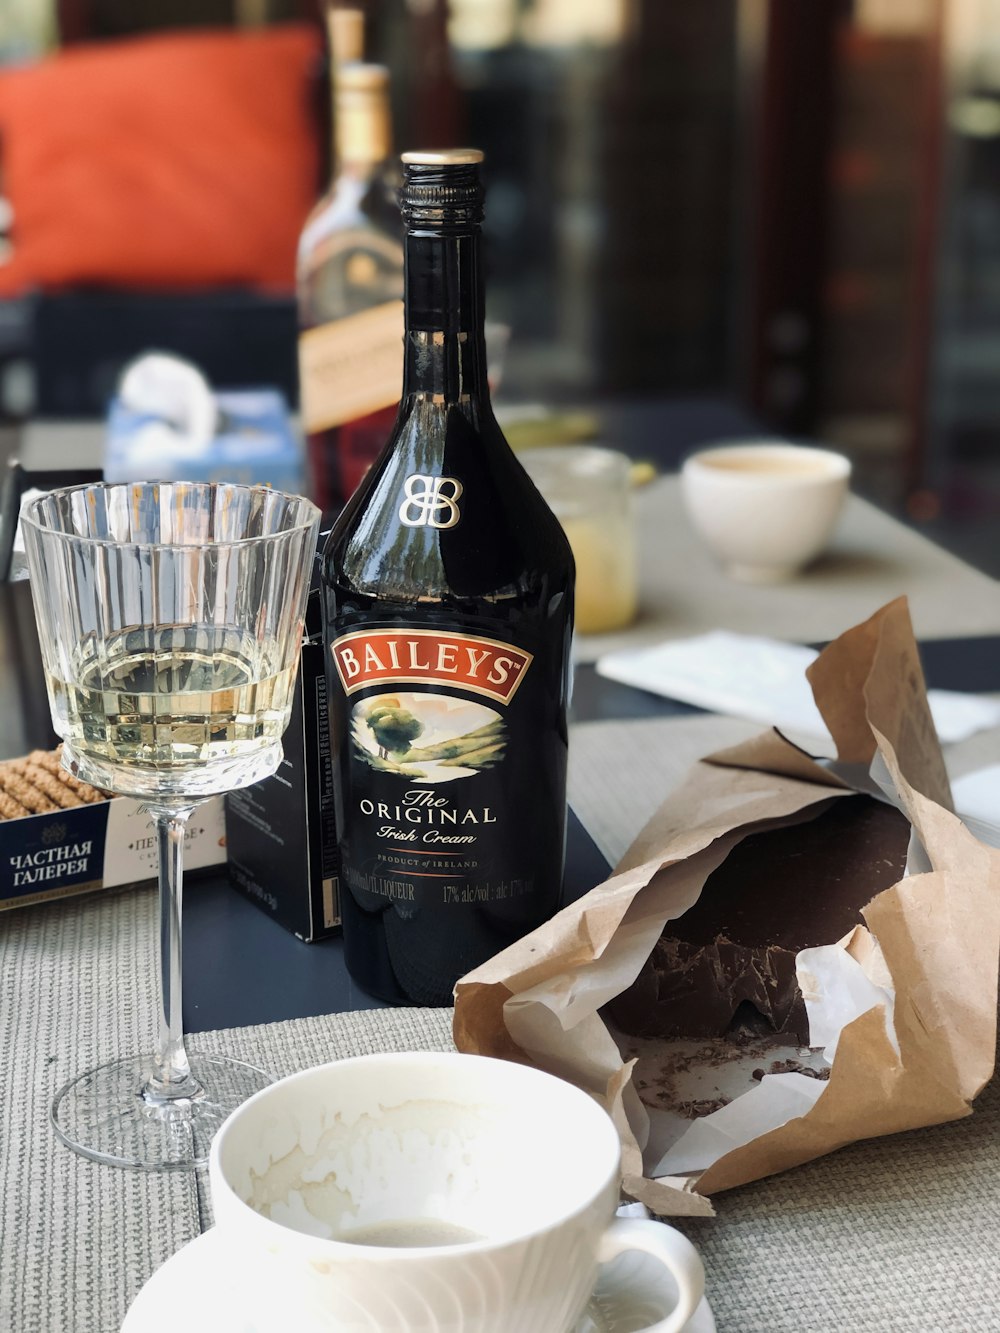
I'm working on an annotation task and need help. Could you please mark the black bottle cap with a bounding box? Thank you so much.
[400,149,485,232]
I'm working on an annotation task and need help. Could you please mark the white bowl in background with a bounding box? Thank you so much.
[680,441,851,583]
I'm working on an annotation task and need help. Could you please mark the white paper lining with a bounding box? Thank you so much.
[597,631,1000,745]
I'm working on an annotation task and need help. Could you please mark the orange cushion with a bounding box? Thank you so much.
[0,25,321,295]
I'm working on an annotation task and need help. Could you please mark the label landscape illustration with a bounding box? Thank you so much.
[351,691,506,784]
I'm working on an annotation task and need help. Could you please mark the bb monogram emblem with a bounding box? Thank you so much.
[398,474,464,529]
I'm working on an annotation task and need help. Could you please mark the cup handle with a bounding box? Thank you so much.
[595,1217,705,1333]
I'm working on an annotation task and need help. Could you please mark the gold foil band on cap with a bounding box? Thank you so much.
[401,149,485,166]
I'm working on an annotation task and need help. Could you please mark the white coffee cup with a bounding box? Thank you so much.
[680,441,851,582]
[209,1051,704,1332]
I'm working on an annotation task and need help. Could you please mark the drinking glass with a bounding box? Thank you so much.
[21,481,320,1170]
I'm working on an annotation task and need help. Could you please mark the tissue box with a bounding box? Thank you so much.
[0,792,226,910]
[105,388,306,494]
[224,521,341,941]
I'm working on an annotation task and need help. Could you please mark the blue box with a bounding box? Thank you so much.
[0,794,226,910]
[105,389,307,494]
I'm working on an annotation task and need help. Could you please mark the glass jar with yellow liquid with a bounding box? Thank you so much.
[520,446,639,634]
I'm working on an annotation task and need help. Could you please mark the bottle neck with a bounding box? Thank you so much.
[401,230,489,403]
[334,89,392,176]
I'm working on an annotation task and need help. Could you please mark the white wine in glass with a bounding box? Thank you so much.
[22,481,320,1170]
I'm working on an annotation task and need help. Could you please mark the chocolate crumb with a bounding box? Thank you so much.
[768,1059,830,1080]
[674,1097,730,1119]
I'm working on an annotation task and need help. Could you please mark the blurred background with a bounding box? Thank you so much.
[1,0,999,571]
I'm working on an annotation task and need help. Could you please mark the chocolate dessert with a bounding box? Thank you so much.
[609,796,911,1044]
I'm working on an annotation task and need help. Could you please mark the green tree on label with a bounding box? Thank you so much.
[363,697,424,759]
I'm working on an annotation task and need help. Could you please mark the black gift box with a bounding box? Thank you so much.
[225,523,341,941]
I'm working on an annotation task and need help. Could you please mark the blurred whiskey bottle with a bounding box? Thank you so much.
[296,10,403,511]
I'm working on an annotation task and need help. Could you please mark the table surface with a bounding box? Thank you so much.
[575,477,1000,663]
[3,565,997,1034]
[4,421,1000,1333]
[0,570,614,1030]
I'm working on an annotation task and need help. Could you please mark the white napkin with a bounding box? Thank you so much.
[117,352,218,451]
[951,765,1000,848]
[596,630,1000,745]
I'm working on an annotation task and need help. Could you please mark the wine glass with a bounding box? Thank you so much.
[21,481,320,1171]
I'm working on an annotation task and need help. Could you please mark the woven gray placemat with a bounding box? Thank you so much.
[675,1074,1000,1333]
[0,884,454,1333]
[569,714,1000,870]
[6,862,1000,1331]
[1,888,201,1333]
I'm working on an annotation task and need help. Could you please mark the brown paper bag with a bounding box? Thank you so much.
[453,599,1000,1217]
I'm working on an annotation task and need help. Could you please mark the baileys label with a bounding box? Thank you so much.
[331,626,539,910]
[331,628,532,705]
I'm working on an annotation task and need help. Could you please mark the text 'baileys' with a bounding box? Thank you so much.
[332,629,532,702]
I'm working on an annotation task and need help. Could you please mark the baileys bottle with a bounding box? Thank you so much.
[321,149,574,1005]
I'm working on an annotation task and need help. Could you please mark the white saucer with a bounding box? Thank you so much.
[122,1226,716,1333]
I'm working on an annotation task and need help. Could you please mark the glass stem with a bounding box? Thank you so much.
[146,803,199,1100]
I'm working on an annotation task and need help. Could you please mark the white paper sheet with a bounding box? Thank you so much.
[951,765,1000,849]
[631,917,901,1179]
[651,1073,828,1178]
[797,940,897,1062]
[597,631,1000,744]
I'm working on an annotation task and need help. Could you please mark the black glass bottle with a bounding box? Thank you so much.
[321,149,574,1005]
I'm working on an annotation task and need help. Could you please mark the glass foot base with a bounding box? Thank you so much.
[51,1053,273,1171]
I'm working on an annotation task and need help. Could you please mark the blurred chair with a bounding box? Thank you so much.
[0,25,322,417]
